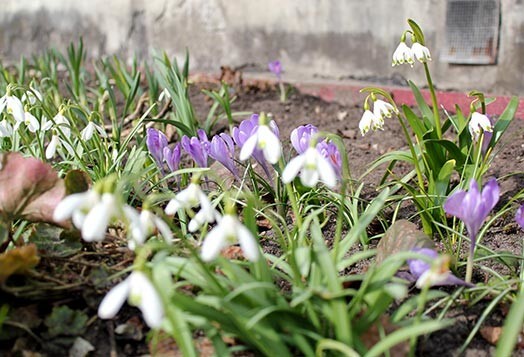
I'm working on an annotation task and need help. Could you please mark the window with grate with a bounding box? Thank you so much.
[442,0,500,64]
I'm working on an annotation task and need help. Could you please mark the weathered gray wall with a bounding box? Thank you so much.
[1,0,523,95]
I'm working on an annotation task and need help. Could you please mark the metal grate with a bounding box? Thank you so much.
[442,0,500,64]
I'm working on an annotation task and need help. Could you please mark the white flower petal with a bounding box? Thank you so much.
[301,167,319,187]
[201,224,227,262]
[45,135,59,159]
[81,122,95,141]
[130,272,164,328]
[81,194,115,242]
[316,154,337,188]
[53,192,89,222]
[239,134,258,161]
[236,224,259,262]
[98,278,131,319]
[282,154,307,184]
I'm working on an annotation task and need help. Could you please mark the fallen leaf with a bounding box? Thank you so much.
[361,316,409,356]
[480,326,503,345]
[376,220,434,265]
[0,152,67,227]
[0,244,40,283]
[45,306,88,338]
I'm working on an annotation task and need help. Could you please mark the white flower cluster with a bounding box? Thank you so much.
[359,99,398,136]
[392,41,431,67]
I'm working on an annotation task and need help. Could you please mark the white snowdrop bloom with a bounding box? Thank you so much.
[468,112,493,142]
[98,271,164,328]
[53,189,102,228]
[411,42,432,63]
[0,119,13,137]
[201,214,259,262]
[45,135,60,159]
[124,207,173,250]
[158,88,171,102]
[0,93,25,124]
[282,147,337,189]
[373,99,397,119]
[392,41,414,67]
[21,88,43,104]
[52,113,71,138]
[81,193,120,242]
[81,121,107,141]
[24,111,40,133]
[165,183,217,232]
[359,110,383,136]
[239,124,282,164]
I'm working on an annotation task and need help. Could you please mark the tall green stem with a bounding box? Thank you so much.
[423,62,441,139]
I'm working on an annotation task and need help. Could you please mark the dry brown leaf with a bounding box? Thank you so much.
[361,316,409,356]
[480,326,503,345]
[0,244,40,283]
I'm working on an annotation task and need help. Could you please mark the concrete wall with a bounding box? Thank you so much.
[0,0,523,95]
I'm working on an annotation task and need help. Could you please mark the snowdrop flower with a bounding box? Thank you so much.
[98,271,164,328]
[21,87,43,105]
[359,110,383,136]
[165,182,217,232]
[408,248,471,289]
[0,90,24,124]
[81,121,107,141]
[23,111,40,133]
[317,141,342,177]
[45,133,75,159]
[0,119,13,137]
[373,99,397,119]
[201,214,259,262]
[158,88,171,102]
[124,207,173,250]
[146,127,168,166]
[239,113,281,164]
[411,42,432,63]
[54,190,101,229]
[282,147,337,188]
[468,112,493,142]
[392,41,414,67]
[51,112,72,138]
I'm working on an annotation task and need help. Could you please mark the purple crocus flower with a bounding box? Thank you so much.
[232,114,280,179]
[181,129,210,168]
[515,204,524,229]
[290,124,319,154]
[163,143,181,172]
[146,128,168,166]
[268,60,282,79]
[317,141,342,177]
[208,133,239,178]
[444,178,499,252]
[408,248,472,288]
[444,178,499,282]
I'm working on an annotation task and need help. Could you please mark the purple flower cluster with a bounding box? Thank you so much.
[268,60,282,79]
[290,124,342,177]
[145,114,281,180]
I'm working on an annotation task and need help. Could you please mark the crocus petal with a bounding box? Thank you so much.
[98,278,131,319]
[482,178,500,212]
[516,205,524,229]
[443,190,466,219]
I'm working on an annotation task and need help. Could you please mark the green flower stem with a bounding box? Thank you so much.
[423,62,441,139]
[465,243,475,284]
[285,182,303,228]
[279,82,286,103]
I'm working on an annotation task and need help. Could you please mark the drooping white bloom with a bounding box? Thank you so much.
[201,214,259,262]
[53,189,102,229]
[239,124,282,164]
[373,99,397,119]
[21,88,43,104]
[125,207,173,250]
[98,271,164,328]
[392,41,414,67]
[0,93,24,125]
[45,135,60,159]
[52,113,72,138]
[468,112,493,142]
[411,42,432,63]
[23,111,40,133]
[81,121,108,141]
[165,183,217,232]
[282,147,337,188]
[359,110,383,136]
[0,119,13,137]
[158,88,171,102]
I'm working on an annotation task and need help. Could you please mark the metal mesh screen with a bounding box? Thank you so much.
[442,0,500,64]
